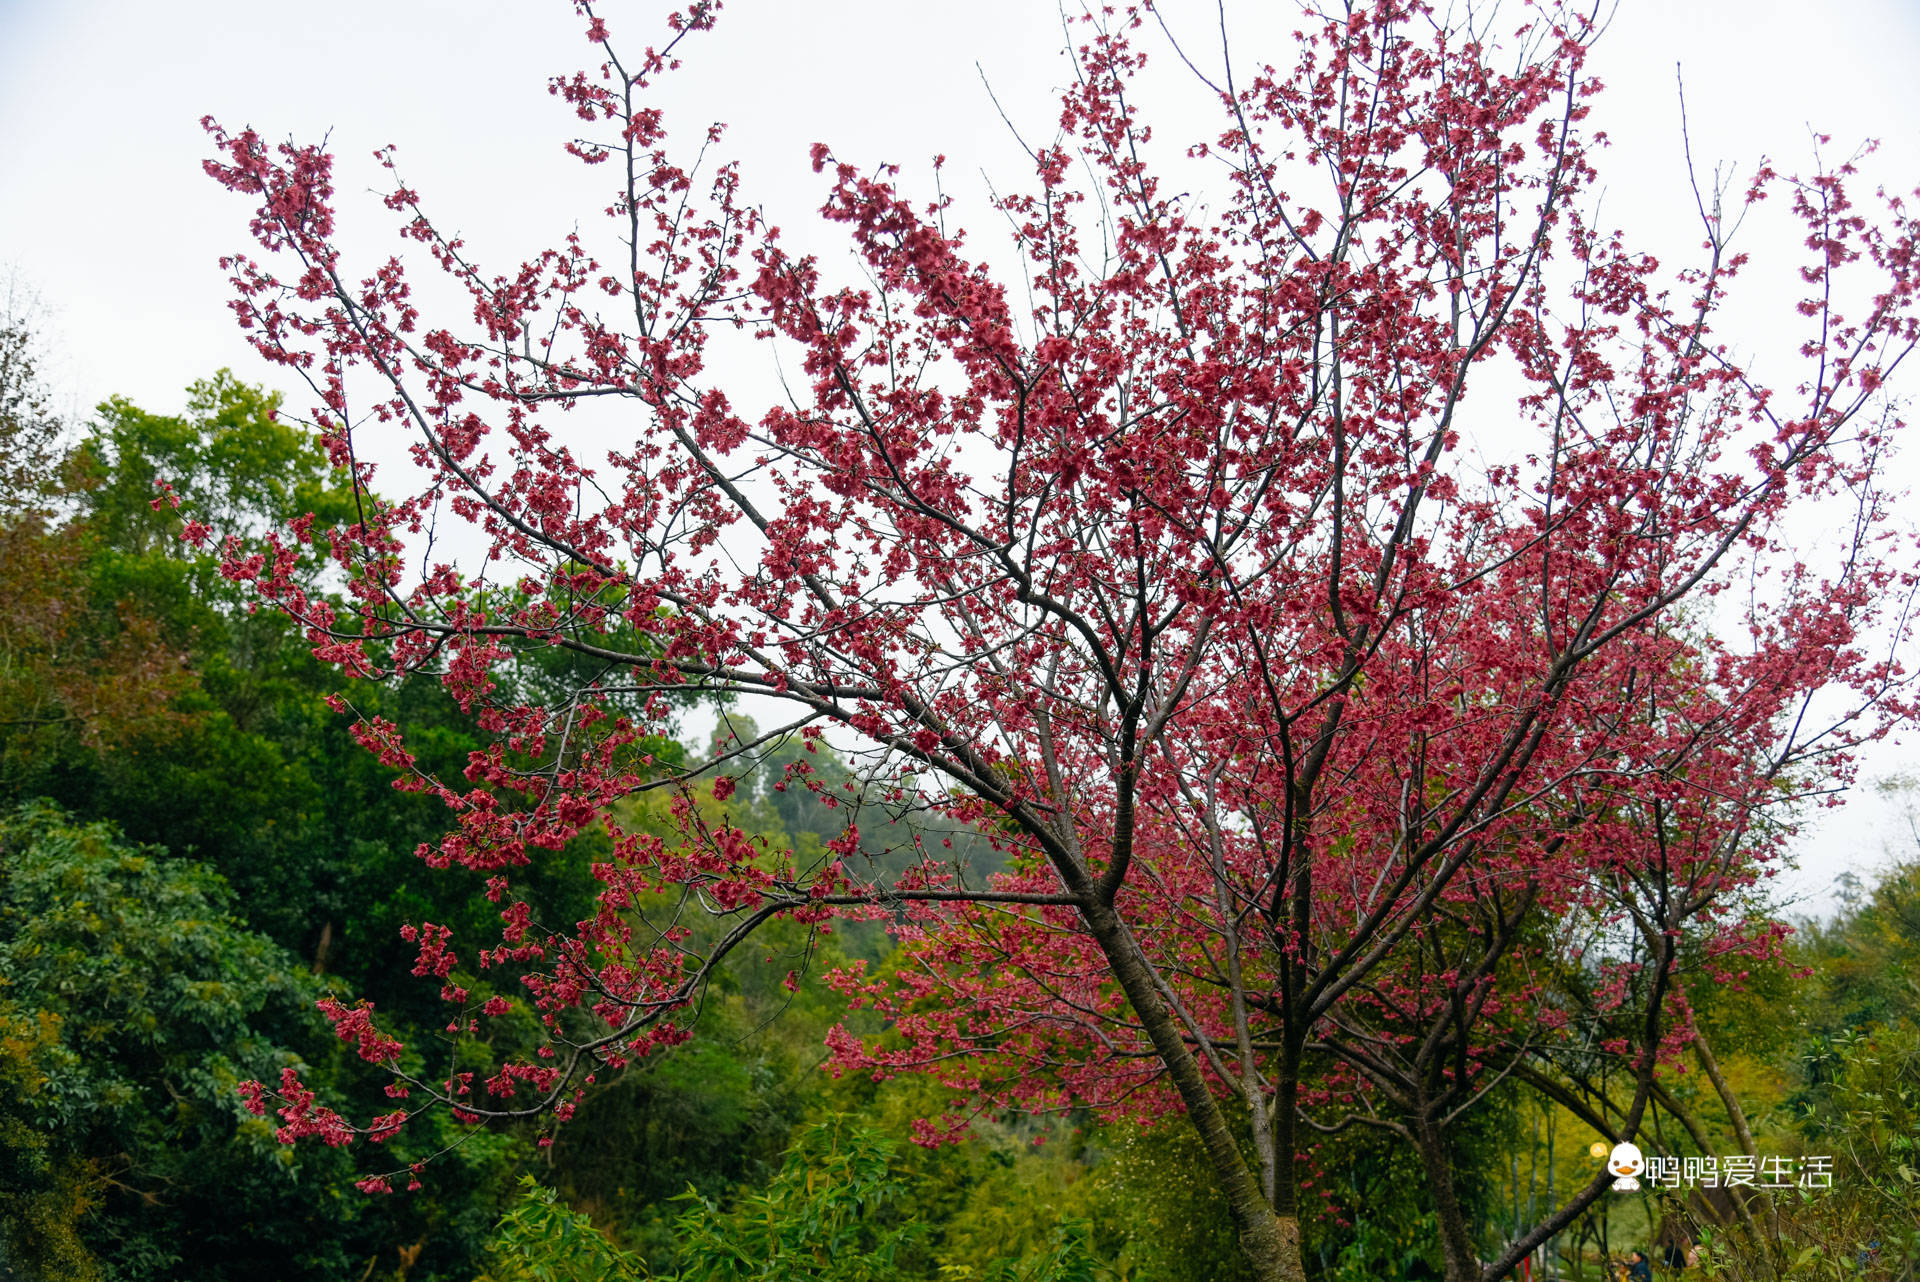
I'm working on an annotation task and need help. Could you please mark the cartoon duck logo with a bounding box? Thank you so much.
[1607,1141,1645,1192]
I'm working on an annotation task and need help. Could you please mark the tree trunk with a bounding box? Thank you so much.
[1412,1112,1481,1282]
[1082,901,1306,1282]
[1544,1107,1557,1281]
[1691,1031,1755,1157]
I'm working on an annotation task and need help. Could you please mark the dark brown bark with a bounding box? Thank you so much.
[1413,1113,1483,1282]
[1273,1036,1303,1222]
[1082,900,1305,1282]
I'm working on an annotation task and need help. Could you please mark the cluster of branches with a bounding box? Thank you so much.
[201,2,1920,1279]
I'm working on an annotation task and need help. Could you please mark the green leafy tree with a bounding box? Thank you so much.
[0,309,187,797]
[0,282,65,518]
[4,374,612,1019]
[1708,850,1920,1280]
[0,802,352,1279]
[668,1119,927,1280]
[0,802,534,1282]
[480,1178,648,1282]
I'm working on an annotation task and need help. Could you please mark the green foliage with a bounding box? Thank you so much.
[1,375,615,1022]
[1654,849,1920,1281]
[1801,1027,1920,1190]
[0,801,535,1282]
[948,1223,1106,1282]
[1688,1031,1920,1279]
[78,371,357,570]
[1799,856,1920,1041]
[669,1117,931,1281]
[547,1033,813,1268]
[0,293,68,518]
[1323,1211,1444,1282]
[481,1177,649,1282]
[1076,1123,1254,1282]
[0,802,338,1279]
[15,377,460,975]
[1312,1134,1449,1282]
[1712,1017,1920,1279]
[545,779,866,1265]
[485,1121,1110,1282]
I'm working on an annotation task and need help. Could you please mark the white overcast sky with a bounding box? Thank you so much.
[3,0,1918,917]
